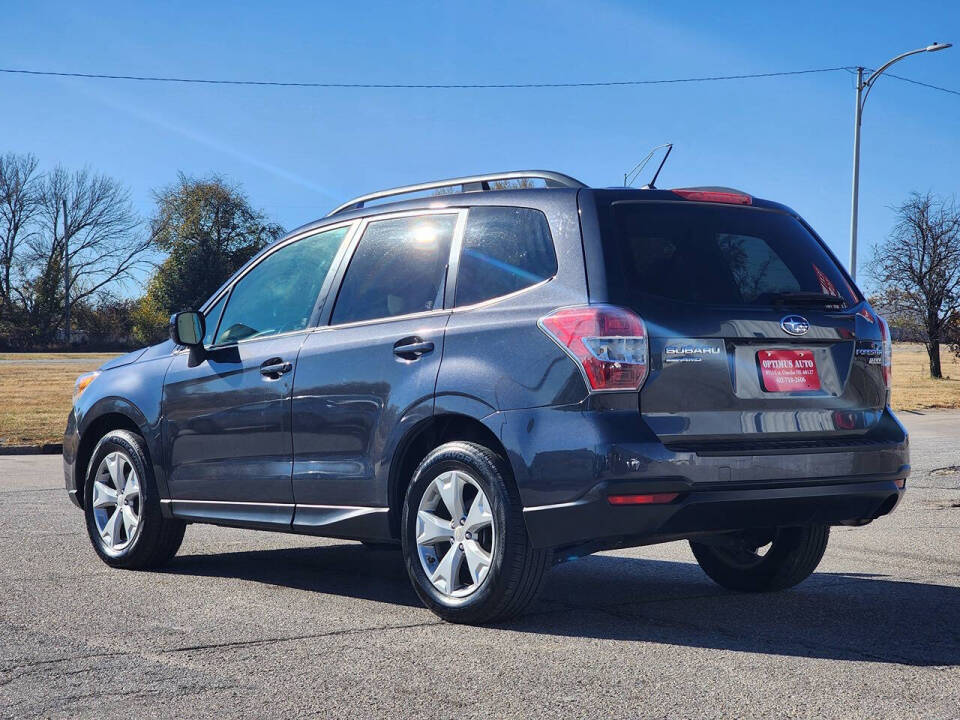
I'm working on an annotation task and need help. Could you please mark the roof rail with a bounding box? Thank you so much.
[326,170,588,217]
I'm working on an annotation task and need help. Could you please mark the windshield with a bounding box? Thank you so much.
[597,201,858,308]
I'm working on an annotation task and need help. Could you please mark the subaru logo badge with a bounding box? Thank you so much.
[780,315,810,336]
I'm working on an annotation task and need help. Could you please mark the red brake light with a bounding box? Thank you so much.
[539,305,649,392]
[671,188,752,205]
[608,492,679,505]
[877,315,892,387]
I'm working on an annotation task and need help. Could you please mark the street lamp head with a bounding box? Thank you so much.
[850,40,952,280]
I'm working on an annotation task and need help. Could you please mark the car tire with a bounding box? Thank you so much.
[83,429,186,569]
[401,441,549,624]
[689,525,830,592]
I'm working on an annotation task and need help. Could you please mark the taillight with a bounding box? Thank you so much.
[539,304,649,392]
[671,188,752,205]
[877,315,892,387]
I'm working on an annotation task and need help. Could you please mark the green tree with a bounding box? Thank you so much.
[74,295,139,347]
[134,174,284,344]
[130,274,171,345]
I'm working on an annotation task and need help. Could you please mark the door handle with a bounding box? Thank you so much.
[260,358,293,378]
[393,338,435,360]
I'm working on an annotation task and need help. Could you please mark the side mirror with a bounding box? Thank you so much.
[169,311,205,347]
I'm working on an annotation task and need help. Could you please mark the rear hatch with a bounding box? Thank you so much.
[589,190,887,450]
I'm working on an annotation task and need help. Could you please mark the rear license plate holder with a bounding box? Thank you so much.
[757,349,821,392]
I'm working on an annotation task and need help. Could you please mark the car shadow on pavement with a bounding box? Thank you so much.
[163,543,959,667]
[166,542,421,607]
[508,554,960,667]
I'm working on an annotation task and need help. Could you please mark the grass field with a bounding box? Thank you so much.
[0,353,119,447]
[888,343,960,412]
[1,344,958,447]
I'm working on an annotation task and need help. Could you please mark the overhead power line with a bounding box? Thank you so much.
[2,64,956,97]
[844,66,960,98]
[883,71,960,97]
[0,65,851,88]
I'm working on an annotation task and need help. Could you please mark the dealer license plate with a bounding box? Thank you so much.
[757,349,821,392]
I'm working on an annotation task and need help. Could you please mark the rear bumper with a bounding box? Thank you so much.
[523,475,905,551]
[492,403,909,551]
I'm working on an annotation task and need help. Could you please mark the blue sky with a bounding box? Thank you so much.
[2,1,957,294]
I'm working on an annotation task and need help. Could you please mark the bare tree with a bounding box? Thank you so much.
[20,166,149,338]
[868,288,927,342]
[869,192,960,378]
[0,153,41,316]
[433,177,537,195]
[490,178,536,190]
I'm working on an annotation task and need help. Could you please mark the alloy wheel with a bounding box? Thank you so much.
[415,470,496,598]
[91,451,142,554]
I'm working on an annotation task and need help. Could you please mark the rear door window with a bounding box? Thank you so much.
[598,201,856,308]
[330,213,457,325]
[455,207,557,306]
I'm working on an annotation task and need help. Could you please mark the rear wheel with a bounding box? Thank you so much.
[84,429,186,569]
[690,525,829,592]
[401,441,549,624]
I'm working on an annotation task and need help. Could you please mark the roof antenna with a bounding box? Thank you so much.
[623,143,673,189]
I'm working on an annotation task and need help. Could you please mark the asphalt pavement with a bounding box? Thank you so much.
[1,411,958,719]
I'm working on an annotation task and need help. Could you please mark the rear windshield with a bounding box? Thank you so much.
[597,201,857,308]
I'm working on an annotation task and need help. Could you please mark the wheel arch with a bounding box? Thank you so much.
[75,400,154,506]
[387,412,510,538]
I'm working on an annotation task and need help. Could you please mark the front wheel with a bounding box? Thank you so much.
[83,429,186,569]
[401,441,549,624]
[690,525,830,592]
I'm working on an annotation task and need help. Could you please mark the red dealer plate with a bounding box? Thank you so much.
[757,349,821,392]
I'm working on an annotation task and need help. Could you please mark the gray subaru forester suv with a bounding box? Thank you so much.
[64,171,909,623]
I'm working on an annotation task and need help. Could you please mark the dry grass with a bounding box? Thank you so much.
[890,343,960,412]
[0,343,957,447]
[0,353,118,447]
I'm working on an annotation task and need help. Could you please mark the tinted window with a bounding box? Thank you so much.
[599,201,856,307]
[455,207,557,306]
[215,226,349,344]
[202,293,226,346]
[331,214,457,324]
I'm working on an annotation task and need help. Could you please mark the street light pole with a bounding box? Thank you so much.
[849,66,864,282]
[848,42,952,281]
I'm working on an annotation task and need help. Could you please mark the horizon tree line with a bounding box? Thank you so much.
[2,149,958,380]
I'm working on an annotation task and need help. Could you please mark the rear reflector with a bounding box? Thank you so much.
[608,492,679,506]
[895,479,906,489]
[539,304,649,392]
[671,188,752,205]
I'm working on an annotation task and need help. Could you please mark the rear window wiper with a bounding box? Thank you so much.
[761,291,847,308]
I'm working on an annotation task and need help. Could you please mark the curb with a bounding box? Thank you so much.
[0,444,63,456]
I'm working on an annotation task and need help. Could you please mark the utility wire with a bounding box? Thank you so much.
[845,66,960,98]
[0,65,851,88]
[883,71,960,97]
[3,64,956,97]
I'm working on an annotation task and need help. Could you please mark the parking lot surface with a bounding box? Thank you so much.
[1,411,958,719]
